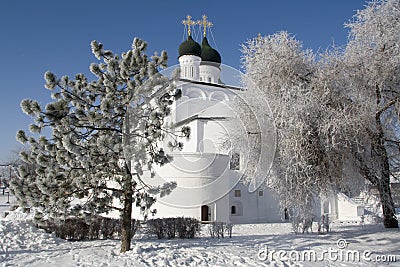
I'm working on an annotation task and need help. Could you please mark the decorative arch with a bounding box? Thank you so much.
[209,91,229,101]
[185,87,206,100]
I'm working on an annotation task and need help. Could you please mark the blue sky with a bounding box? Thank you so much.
[0,0,366,163]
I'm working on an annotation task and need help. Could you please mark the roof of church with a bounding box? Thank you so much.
[179,78,242,91]
[178,35,201,57]
[200,37,221,66]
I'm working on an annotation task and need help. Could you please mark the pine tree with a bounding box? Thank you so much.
[13,38,189,251]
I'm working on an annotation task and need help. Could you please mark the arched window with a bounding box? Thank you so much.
[231,206,236,215]
[208,76,212,83]
[190,66,194,77]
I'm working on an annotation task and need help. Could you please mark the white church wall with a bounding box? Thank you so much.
[150,153,230,186]
[145,193,230,222]
[171,120,199,153]
[179,55,201,80]
[199,64,220,83]
[336,193,364,221]
[145,204,201,220]
[229,183,282,224]
[311,197,323,220]
[176,98,207,120]
[135,149,235,221]
[260,187,283,222]
[136,180,232,222]
[171,96,189,122]
[201,120,229,154]
[320,193,338,220]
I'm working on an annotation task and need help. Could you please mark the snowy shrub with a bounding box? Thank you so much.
[100,217,121,239]
[317,214,330,234]
[88,217,101,239]
[209,222,224,238]
[164,218,176,239]
[131,219,141,237]
[176,217,200,238]
[291,215,315,235]
[54,217,89,240]
[39,216,138,241]
[146,217,200,239]
[225,223,234,238]
[146,218,164,239]
[208,222,234,238]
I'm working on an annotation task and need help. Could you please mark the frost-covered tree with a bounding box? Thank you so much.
[240,0,400,229]
[6,146,36,200]
[339,0,400,228]
[241,32,332,222]
[13,38,189,252]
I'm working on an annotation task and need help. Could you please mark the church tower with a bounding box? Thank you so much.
[178,15,222,84]
[199,36,221,83]
[178,15,202,80]
[198,15,222,84]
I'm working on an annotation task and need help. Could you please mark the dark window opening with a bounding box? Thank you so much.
[234,189,241,197]
[201,205,210,221]
[231,206,236,214]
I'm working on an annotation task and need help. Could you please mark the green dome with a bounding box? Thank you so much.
[200,37,221,66]
[178,35,201,57]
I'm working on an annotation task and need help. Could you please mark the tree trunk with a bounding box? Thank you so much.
[376,177,398,228]
[120,164,133,252]
[374,111,398,228]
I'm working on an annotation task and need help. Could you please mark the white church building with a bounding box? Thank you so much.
[139,15,366,224]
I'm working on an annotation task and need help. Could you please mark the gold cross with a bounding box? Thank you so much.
[198,14,213,37]
[182,15,196,36]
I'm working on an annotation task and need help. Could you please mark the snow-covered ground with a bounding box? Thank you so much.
[1,207,399,267]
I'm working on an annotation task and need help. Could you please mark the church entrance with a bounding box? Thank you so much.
[201,205,210,221]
